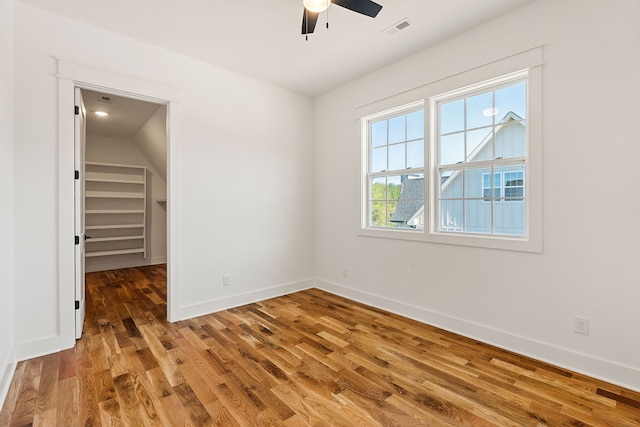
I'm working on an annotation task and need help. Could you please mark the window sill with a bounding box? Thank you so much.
[359,227,542,253]
[358,227,425,242]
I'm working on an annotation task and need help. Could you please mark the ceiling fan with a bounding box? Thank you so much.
[302,0,383,36]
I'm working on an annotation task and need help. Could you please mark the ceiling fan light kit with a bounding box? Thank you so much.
[303,0,331,13]
[301,0,383,37]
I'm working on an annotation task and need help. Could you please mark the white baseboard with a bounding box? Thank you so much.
[315,278,640,393]
[177,278,315,321]
[0,345,16,410]
[14,335,69,362]
[85,256,167,273]
[150,256,167,265]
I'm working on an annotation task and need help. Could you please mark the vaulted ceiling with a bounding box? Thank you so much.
[20,0,538,97]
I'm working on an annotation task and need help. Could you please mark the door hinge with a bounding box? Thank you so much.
[75,300,80,310]
[75,105,79,115]
[75,235,80,245]
[75,170,80,180]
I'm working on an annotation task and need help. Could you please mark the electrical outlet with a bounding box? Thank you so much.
[342,267,349,278]
[573,315,589,335]
[223,274,231,287]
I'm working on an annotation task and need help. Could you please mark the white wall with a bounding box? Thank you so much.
[314,0,640,391]
[133,105,167,182]
[85,135,167,271]
[13,3,314,357]
[0,0,16,407]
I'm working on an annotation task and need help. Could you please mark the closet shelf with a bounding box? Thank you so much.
[86,209,144,214]
[86,177,143,184]
[85,191,144,199]
[86,224,144,230]
[86,235,145,243]
[85,248,146,258]
[85,162,147,261]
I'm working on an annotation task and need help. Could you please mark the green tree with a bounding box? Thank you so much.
[370,182,402,227]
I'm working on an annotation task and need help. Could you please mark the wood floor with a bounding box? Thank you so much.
[2,265,640,426]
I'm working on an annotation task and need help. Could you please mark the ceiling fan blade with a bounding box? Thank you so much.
[302,9,320,34]
[332,0,383,17]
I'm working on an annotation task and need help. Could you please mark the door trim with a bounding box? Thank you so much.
[57,58,181,349]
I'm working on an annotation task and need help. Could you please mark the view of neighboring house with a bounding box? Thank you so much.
[390,176,425,228]
[391,112,526,235]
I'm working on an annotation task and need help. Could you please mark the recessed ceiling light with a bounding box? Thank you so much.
[95,111,108,117]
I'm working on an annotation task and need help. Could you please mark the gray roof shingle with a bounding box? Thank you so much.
[390,178,424,223]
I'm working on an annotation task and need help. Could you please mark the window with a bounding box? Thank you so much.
[504,171,524,200]
[482,171,525,202]
[434,73,528,236]
[482,172,501,201]
[359,47,542,252]
[365,103,425,229]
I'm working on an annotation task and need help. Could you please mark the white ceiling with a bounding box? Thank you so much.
[20,0,538,98]
[81,89,162,140]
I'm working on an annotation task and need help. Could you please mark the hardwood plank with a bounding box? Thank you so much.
[2,264,640,426]
[8,359,42,426]
[56,376,79,427]
[35,352,60,413]
[32,408,57,427]
[78,370,102,427]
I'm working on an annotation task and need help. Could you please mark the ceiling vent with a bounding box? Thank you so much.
[99,95,112,104]
[382,19,411,36]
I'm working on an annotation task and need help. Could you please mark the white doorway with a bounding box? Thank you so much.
[58,59,181,349]
[75,89,169,338]
[81,89,167,273]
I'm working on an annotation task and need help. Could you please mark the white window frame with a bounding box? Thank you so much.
[358,47,542,252]
[362,101,425,231]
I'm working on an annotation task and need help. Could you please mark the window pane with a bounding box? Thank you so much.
[466,91,493,130]
[440,199,463,232]
[494,199,525,235]
[371,120,387,147]
[388,143,405,171]
[495,82,526,120]
[387,175,402,201]
[466,128,493,161]
[388,115,405,144]
[371,201,386,227]
[494,122,526,159]
[465,199,492,234]
[440,170,461,198]
[464,167,490,199]
[440,133,464,165]
[387,201,399,227]
[371,146,387,172]
[388,174,424,228]
[370,177,386,200]
[494,165,525,234]
[440,100,464,134]
[407,140,424,168]
[407,110,424,140]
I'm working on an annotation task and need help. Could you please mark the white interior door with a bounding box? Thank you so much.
[74,87,86,339]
